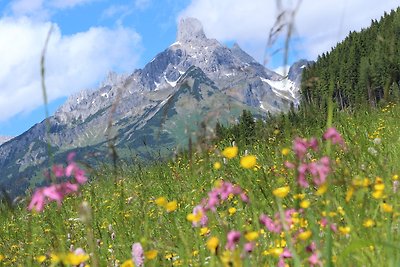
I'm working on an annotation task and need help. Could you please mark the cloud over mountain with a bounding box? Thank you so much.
[0,2,142,122]
[179,0,399,64]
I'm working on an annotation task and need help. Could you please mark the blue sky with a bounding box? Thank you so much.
[0,0,398,137]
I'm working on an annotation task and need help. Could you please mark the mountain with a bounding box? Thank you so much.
[0,136,13,146]
[0,17,307,197]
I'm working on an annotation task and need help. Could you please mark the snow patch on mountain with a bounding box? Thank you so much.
[260,77,298,104]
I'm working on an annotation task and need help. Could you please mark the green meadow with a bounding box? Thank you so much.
[1,101,400,266]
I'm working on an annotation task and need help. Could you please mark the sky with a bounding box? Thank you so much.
[0,0,398,137]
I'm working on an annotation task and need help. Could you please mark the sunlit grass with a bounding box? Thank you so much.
[1,103,400,266]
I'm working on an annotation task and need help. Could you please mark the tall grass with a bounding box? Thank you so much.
[1,102,400,266]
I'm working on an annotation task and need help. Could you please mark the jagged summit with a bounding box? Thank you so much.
[0,15,308,197]
[177,17,207,42]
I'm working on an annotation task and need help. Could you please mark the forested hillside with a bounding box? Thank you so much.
[301,7,400,109]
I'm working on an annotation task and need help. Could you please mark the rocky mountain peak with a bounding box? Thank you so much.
[177,17,207,43]
[0,136,13,146]
[288,59,314,84]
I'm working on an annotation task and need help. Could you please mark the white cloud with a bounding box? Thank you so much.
[179,0,399,64]
[49,0,97,9]
[135,0,151,10]
[102,4,130,19]
[9,0,48,18]
[7,0,98,18]
[274,65,290,76]
[0,16,142,122]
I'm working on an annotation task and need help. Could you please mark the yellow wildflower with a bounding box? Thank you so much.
[166,201,178,212]
[145,250,158,260]
[315,183,328,196]
[222,146,238,159]
[363,219,375,228]
[374,183,385,191]
[244,231,259,241]
[64,253,90,265]
[213,161,222,170]
[293,193,305,200]
[337,206,345,216]
[339,226,351,235]
[345,187,354,202]
[298,230,312,241]
[121,259,134,267]
[155,197,167,207]
[36,255,46,263]
[273,186,290,198]
[220,250,242,267]
[372,190,384,199]
[268,247,283,257]
[187,211,203,223]
[281,148,290,156]
[0,255,4,261]
[300,199,310,209]
[206,237,219,253]
[381,203,393,213]
[228,207,237,215]
[200,227,210,236]
[362,178,371,187]
[240,155,257,169]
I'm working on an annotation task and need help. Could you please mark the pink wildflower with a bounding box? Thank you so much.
[240,192,249,203]
[260,209,298,234]
[65,162,88,184]
[297,163,309,188]
[202,181,248,211]
[192,205,208,227]
[74,168,88,185]
[28,182,80,212]
[309,253,322,266]
[323,127,345,147]
[52,164,64,178]
[226,230,241,250]
[132,242,144,267]
[293,138,309,159]
[259,214,282,233]
[320,217,328,227]
[285,161,295,169]
[330,223,337,233]
[42,185,64,205]
[28,188,47,212]
[59,182,79,195]
[244,242,254,253]
[67,152,76,162]
[278,248,292,267]
[308,156,330,186]
[293,137,319,160]
[306,242,317,253]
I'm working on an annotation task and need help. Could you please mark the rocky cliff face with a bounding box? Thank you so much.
[0,17,309,197]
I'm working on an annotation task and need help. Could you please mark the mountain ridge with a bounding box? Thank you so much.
[0,17,309,197]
